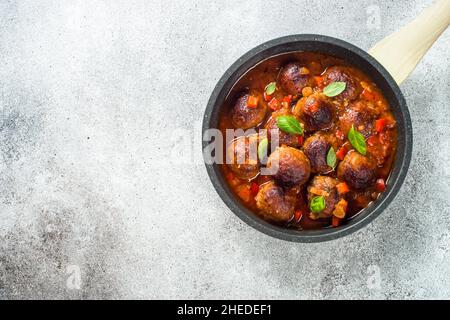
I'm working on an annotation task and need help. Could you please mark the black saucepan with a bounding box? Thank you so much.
[202,34,413,242]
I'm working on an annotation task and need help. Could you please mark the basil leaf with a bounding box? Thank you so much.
[310,196,326,213]
[265,82,276,95]
[323,81,346,97]
[326,147,336,168]
[276,116,303,135]
[258,137,268,163]
[348,125,367,155]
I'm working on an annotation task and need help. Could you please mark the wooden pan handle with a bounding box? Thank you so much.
[369,0,450,84]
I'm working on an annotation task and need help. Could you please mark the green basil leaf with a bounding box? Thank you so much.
[276,116,303,135]
[265,82,276,95]
[326,147,336,168]
[258,137,268,163]
[310,196,326,213]
[323,81,346,97]
[348,125,367,155]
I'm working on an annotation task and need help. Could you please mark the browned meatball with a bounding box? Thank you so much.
[227,134,260,180]
[303,132,337,174]
[339,100,379,138]
[307,176,340,218]
[255,181,296,222]
[266,146,311,187]
[337,151,376,190]
[322,66,361,101]
[265,109,301,148]
[293,93,334,131]
[231,93,267,129]
[279,63,313,95]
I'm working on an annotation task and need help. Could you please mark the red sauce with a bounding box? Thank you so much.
[219,52,397,230]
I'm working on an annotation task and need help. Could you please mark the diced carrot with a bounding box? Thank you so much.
[375,118,387,133]
[237,185,251,202]
[375,178,386,192]
[268,97,279,111]
[336,145,347,160]
[283,95,292,104]
[263,92,272,102]
[332,216,341,227]
[340,198,348,207]
[314,76,324,88]
[294,210,303,222]
[250,182,259,196]
[335,130,344,140]
[281,101,289,109]
[247,95,258,108]
[367,135,379,147]
[297,135,304,146]
[336,182,350,195]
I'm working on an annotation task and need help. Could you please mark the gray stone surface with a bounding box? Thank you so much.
[0,0,448,299]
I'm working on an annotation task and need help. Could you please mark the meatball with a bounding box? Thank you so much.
[231,92,267,129]
[307,176,340,218]
[337,151,376,190]
[322,66,361,101]
[266,146,311,187]
[265,109,301,148]
[303,132,337,174]
[279,62,313,95]
[293,93,334,131]
[227,134,260,180]
[339,100,379,138]
[255,181,296,222]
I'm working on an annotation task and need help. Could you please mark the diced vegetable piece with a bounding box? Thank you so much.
[375,178,386,192]
[331,216,341,227]
[268,97,279,111]
[250,182,259,196]
[332,199,348,219]
[294,210,303,222]
[237,185,251,202]
[336,182,350,194]
[375,118,387,133]
[302,86,313,97]
[299,67,310,75]
[297,135,304,146]
[336,145,347,161]
[247,95,258,108]
[283,95,292,104]
[314,76,324,88]
[310,195,326,213]
[263,92,272,102]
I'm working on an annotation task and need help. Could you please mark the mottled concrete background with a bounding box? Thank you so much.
[0,0,448,300]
